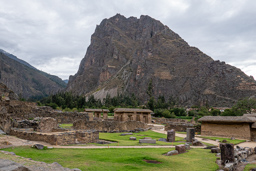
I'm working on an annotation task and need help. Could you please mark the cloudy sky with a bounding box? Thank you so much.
[0,0,256,80]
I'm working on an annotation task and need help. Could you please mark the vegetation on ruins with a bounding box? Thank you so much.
[3,147,218,170]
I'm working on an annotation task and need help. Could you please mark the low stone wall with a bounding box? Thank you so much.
[9,128,99,145]
[165,123,201,132]
[73,120,151,132]
[152,117,191,124]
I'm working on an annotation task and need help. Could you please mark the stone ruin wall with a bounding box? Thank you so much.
[73,120,151,132]
[165,123,201,132]
[0,100,90,135]
[1,100,90,123]
[250,128,256,141]
[201,122,251,140]
[9,128,99,145]
[152,117,195,124]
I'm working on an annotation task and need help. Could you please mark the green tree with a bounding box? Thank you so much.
[232,98,256,115]
[147,97,155,111]
[146,79,153,98]
[221,109,236,116]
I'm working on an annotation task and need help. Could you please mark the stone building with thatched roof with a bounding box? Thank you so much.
[114,108,152,123]
[198,115,256,141]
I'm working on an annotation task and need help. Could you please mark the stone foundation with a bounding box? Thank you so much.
[9,128,99,145]
[73,120,151,132]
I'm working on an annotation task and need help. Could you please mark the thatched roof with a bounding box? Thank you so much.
[114,108,152,113]
[243,113,256,117]
[85,109,109,112]
[198,116,256,123]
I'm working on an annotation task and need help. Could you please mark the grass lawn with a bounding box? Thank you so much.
[59,123,73,129]
[96,130,185,146]
[2,147,218,171]
[244,164,256,171]
[200,136,246,145]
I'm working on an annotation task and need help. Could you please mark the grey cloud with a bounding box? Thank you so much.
[0,0,255,79]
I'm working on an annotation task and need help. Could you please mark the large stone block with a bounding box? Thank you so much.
[139,139,156,144]
[186,128,195,142]
[166,150,178,156]
[175,144,186,154]
[167,129,175,142]
[220,143,235,165]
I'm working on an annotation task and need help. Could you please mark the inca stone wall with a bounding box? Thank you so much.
[165,123,200,132]
[201,122,251,140]
[37,117,58,133]
[9,128,99,145]
[73,120,151,132]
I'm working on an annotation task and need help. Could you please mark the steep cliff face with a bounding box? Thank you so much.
[0,52,66,99]
[66,14,256,107]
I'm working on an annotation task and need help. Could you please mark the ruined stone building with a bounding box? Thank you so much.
[114,108,152,123]
[199,115,256,141]
[84,109,109,120]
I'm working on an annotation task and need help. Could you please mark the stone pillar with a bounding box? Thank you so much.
[167,129,175,142]
[220,143,235,165]
[148,113,152,123]
[122,113,128,121]
[88,113,93,121]
[139,115,143,122]
[103,112,108,120]
[186,128,195,142]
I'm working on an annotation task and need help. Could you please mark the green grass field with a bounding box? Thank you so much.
[96,130,185,146]
[199,136,246,145]
[59,123,73,129]
[244,164,256,171]
[2,147,218,171]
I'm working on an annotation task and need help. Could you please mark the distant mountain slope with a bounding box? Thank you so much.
[0,51,66,99]
[0,49,66,88]
[66,14,256,107]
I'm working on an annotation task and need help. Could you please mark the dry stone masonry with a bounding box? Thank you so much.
[73,120,151,132]
[9,128,99,145]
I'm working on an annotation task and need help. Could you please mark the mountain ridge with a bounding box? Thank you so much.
[0,50,66,99]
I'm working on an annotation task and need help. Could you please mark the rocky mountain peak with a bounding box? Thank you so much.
[66,14,256,107]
